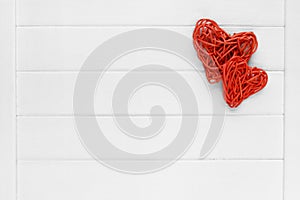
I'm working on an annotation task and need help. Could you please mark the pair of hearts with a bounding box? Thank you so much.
[193,19,268,108]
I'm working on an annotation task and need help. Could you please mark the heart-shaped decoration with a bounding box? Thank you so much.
[193,19,258,83]
[222,56,268,108]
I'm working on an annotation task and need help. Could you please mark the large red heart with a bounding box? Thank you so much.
[193,19,258,83]
[222,56,268,108]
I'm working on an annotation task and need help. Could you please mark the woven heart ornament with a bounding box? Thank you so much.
[222,57,268,108]
[193,19,258,83]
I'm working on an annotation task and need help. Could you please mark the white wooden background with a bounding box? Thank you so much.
[1,0,300,199]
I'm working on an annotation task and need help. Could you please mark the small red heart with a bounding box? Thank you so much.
[193,19,258,83]
[222,56,268,108]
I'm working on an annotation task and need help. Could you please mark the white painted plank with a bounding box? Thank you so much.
[17,27,284,71]
[18,161,283,200]
[0,0,16,199]
[207,115,283,159]
[17,71,283,115]
[285,0,300,200]
[17,116,283,160]
[17,0,284,26]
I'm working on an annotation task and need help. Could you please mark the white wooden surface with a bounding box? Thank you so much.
[17,71,283,115]
[15,0,285,199]
[17,27,284,70]
[0,0,16,200]
[1,0,297,199]
[17,116,283,160]
[19,161,283,200]
[285,0,300,199]
[17,0,284,26]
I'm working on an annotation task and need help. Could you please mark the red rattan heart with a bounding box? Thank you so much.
[222,57,268,108]
[193,19,258,83]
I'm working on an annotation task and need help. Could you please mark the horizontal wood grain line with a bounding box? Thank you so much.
[18,160,283,200]
[18,160,284,163]
[16,69,284,72]
[16,114,284,117]
[17,158,285,162]
[16,25,286,28]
